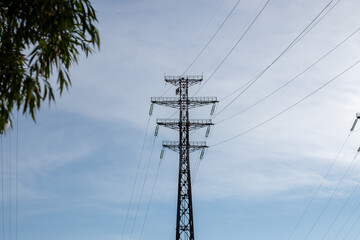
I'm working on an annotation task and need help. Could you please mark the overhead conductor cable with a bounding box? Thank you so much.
[212,58,360,147]
[303,149,359,240]
[215,25,360,124]
[183,0,243,75]
[129,133,157,240]
[121,113,152,240]
[194,0,271,96]
[320,148,360,240]
[212,0,340,116]
[286,113,360,240]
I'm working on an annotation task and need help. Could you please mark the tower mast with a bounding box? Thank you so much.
[152,75,217,240]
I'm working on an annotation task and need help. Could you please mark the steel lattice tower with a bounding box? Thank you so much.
[151,75,217,240]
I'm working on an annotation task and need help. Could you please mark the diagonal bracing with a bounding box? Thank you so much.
[152,75,217,240]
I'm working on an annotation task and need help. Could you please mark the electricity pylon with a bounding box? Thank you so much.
[151,75,217,240]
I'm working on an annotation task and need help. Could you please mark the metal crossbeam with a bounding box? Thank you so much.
[157,119,213,131]
[165,75,203,87]
[162,141,208,153]
[151,97,218,109]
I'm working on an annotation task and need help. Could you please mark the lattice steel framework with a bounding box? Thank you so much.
[152,75,217,240]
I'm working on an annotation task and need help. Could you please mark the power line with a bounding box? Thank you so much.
[183,0,243,75]
[342,212,360,240]
[144,157,177,240]
[211,58,360,147]
[215,25,360,124]
[320,160,360,240]
[192,119,213,180]
[169,227,176,240]
[171,0,226,74]
[353,225,360,240]
[192,150,208,182]
[121,117,151,240]
[285,0,341,55]
[219,77,252,102]
[129,135,157,240]
[212,0,339,118]
[194,0,271,96]
[138,158,162,240]
[303,152,359,240]
[219,0,340,104]
[160,85,173,98]
[285,131,351,240]
[341,205,360,240]
[161,0,227,98]
[333,194,360,239]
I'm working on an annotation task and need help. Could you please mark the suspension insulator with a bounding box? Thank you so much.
[154,125,159,136]
[351,118,358,131]
[210,104,216,115]
[200,148,205,160]
[205,126,211,138]
[149,103,154,116]
[160,148,165,159]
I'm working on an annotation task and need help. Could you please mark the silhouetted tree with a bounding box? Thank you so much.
[0,0,100,132]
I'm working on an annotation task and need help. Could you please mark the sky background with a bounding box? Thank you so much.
[2,0,360,240]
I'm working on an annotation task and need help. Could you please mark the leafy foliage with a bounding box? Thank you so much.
[0,0,100,133]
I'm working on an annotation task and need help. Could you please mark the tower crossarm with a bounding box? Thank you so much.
[162,141,208,153]
[188,97,218,108]
[151,97,180,108]
[151,97,218,109]
[157,119,213,131]
[165,75,203,87]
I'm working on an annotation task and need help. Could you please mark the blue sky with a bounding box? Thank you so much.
[2,0,360,240]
